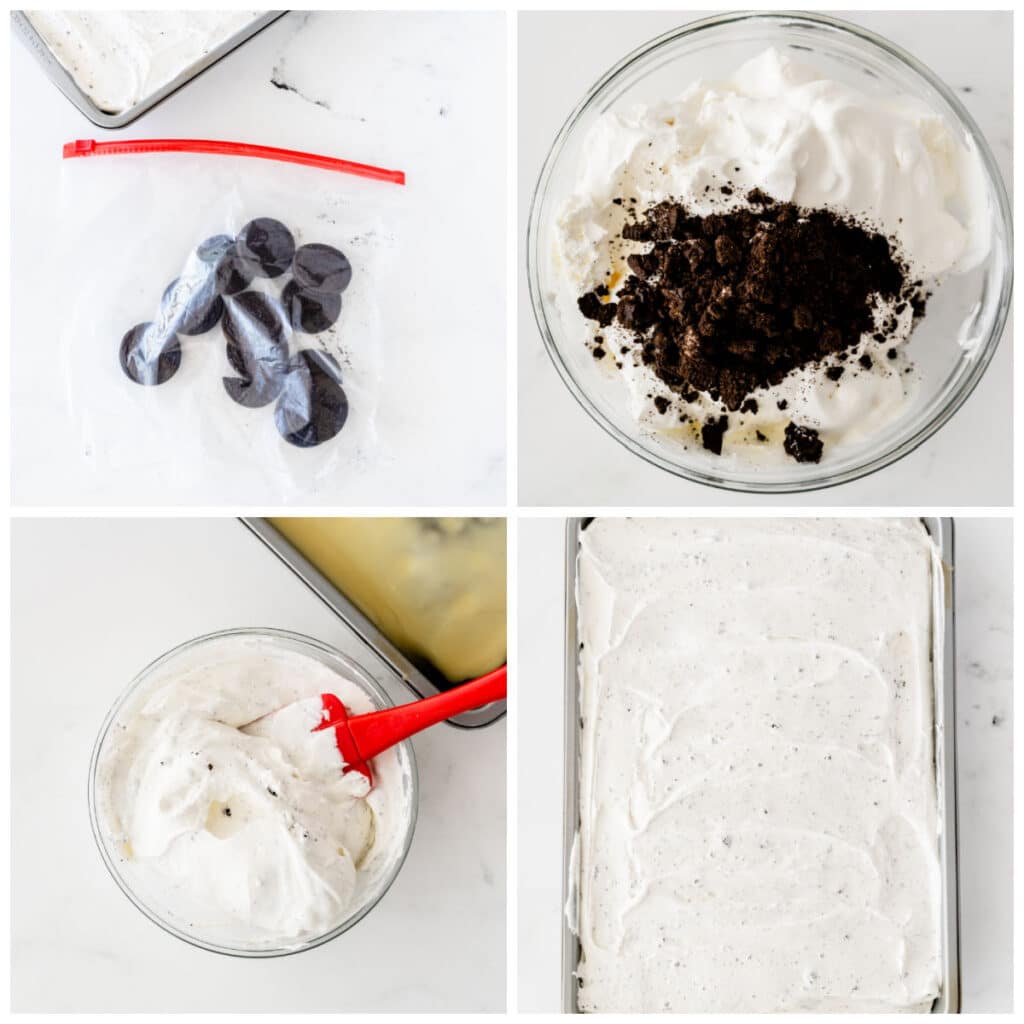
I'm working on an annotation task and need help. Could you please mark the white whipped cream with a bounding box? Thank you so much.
[27,11,264,114]
[94,634,413,949]
[554,48,992,463]
[576,518,942,1012]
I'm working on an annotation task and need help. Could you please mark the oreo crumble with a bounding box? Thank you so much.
[577,189,927,463]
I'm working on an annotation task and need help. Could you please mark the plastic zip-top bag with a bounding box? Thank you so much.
[58,138,405,500]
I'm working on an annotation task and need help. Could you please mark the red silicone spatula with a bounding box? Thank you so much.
[244,664,506,787]
[318,664,506,785]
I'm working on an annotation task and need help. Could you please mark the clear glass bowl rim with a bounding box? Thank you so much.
[527,9,1014,494]
[87,626,420,959]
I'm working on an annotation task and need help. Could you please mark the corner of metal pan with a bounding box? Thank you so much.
[15,11,287,129]
[239,518,506,730]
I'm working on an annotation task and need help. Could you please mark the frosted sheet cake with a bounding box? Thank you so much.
[575,518,941,1012]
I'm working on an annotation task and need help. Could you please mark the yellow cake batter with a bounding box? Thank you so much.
[268,518,506,682]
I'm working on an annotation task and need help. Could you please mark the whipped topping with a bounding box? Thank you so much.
[94,634,412,949]
[575,518,942,1012]
[554,48,993,463]
[27,11,263,114]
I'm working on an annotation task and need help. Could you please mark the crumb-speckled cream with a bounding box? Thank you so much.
[94,633,413,950]
[26,11,262,114]
[576,518,941,1012]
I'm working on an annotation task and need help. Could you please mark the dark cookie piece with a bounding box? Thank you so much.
[237,218,295,279]
[275,350,349,447]
[282,280,342,334]
[222,293,290,407]
[214,250,254,296]
[292,243,352,293]
[119,323,182,386]
[197,235,253,296]
[223,292,288,355]
[578,291,617,327]
[197,234,234,264]
[701,414,729,455]
[783,422,824,464]
[161,275,224,336]
[223,373,287,408]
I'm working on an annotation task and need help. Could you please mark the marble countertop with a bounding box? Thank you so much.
[517,516,1013,1011]
[11,518,506,1011]
[11,11,506,506]
[518,11,1013,506]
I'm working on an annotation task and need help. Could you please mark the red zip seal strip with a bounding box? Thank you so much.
[62,138,405,186]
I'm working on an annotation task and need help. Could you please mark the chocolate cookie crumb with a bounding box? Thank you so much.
[653,395,670,415]
[701,414,729,455]
[825,366,845,381]
[858,354,873,370]
[784,423,824,464]
[577,189,921,461]
[578,291,616,327]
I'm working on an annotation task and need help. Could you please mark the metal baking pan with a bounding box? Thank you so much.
[13,11,286,128]
[562,516,959,1013]
[241,518,506,729]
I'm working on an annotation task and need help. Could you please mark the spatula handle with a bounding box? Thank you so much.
[347,664,507,762]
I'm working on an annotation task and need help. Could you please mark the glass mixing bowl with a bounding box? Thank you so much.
[88,627,419,957]
[527,11,1012,493]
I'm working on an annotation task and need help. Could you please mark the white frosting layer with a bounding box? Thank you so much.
[27,10,263,114]
[94,635,412,949]
[576,518,942,1012]
[554,49,992,464]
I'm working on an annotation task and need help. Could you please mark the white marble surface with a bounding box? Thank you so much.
[11,518,506,1011]
[11,12,506,506]
[517,516,1012,1011]
[518,12,1013,506]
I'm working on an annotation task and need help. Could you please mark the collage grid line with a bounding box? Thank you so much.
[5,3,1018,1018]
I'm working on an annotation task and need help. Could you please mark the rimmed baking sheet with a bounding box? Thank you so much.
[561,516,959,1013]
